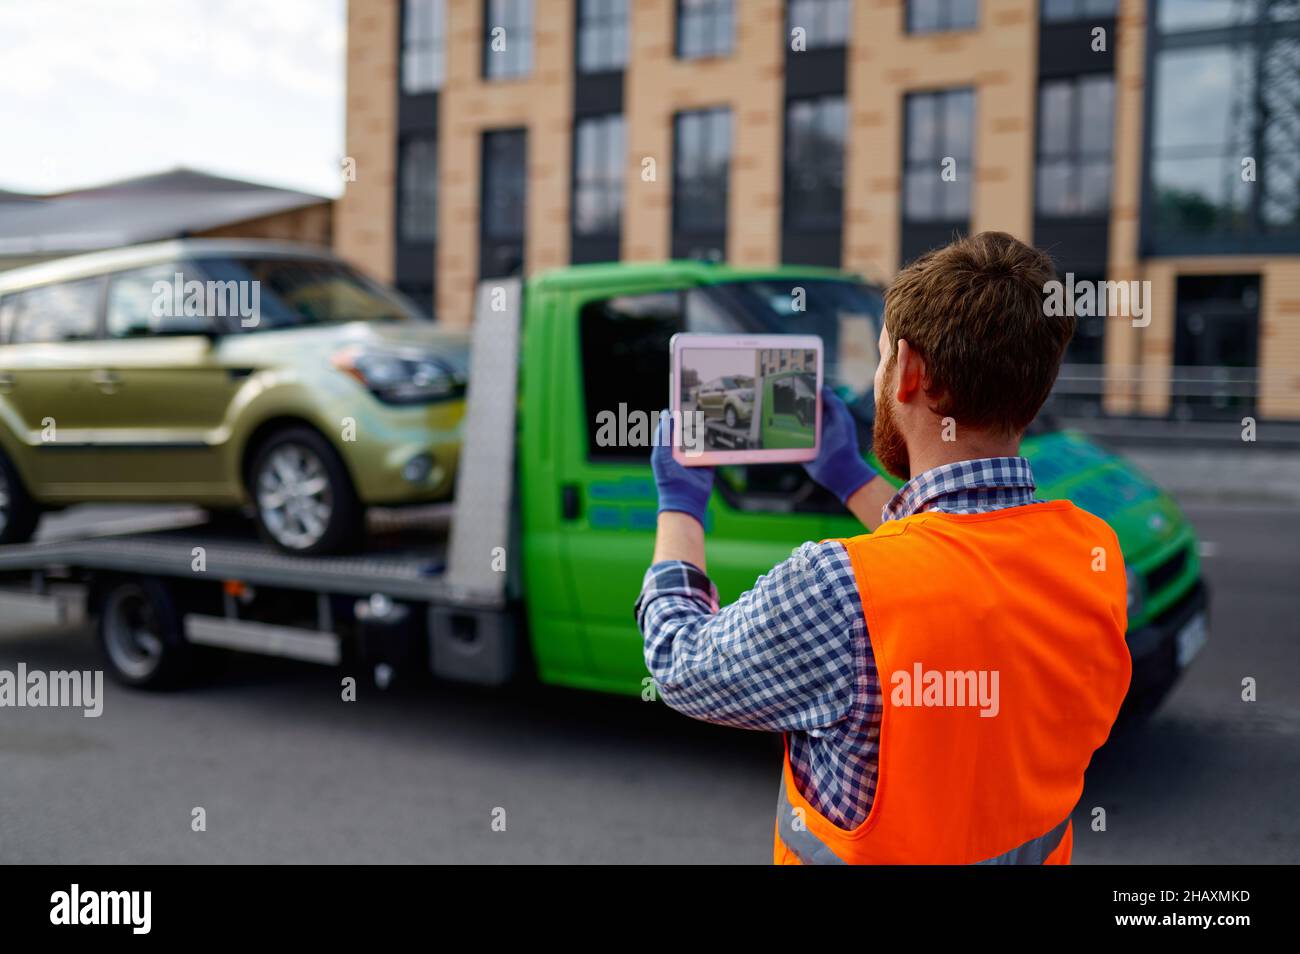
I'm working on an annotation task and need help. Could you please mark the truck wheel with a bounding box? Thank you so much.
[250,427,363,555]
[0,448,40,545]
[96,578,191,689]
[725,406,738,428]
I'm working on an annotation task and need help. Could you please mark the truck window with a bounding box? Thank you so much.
[6,277,104,344]
[579,292,683,460]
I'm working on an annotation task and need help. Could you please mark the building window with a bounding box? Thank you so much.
[1041,0,1117,21]
[1148,9,1300,251]
[787,0,851,48]
[399,137,438,243]
[785,95,846,231]
[906,0,978,34]
[573,114,625,238]
[673,108,732,246]
[902,89,975,223]
[484,0,533,80]
[577,0,628,73]
[1036,75,1114,217]
[481,129,527,277]
[483,130,526,240]
[676,0,734,60]
[402,0,446,94]
[1172,275,1261,421]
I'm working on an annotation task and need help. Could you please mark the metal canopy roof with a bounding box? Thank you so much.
[0,168,328,256]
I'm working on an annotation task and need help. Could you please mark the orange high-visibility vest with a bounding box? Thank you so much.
[774,501,1131,865]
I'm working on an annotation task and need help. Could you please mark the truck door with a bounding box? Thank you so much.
[553,286,839,693]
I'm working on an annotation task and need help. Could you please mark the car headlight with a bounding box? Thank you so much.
[1125,564,1144,620]
[332,347,462,405]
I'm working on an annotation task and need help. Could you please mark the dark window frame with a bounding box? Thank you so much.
[901,87,975,225]
[1035,73,1116,219]
[672,107,732,257]
[572,113,626,242]
[783,93,847,233]
[1141,3,1300,255]
[398,135,439,244]
[480,128,528,278]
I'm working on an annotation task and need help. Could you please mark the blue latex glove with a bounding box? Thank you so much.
[651,411,714,524]
[804,387,877,505]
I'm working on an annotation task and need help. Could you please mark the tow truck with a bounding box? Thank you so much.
[0,262,1209,713]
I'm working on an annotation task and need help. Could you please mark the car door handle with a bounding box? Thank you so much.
[91,369,122,394]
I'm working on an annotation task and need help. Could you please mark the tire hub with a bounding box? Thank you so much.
[256,443,335,550]
[103,587,164,681]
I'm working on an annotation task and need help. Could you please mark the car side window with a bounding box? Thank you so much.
[106,263,212,338]
[7,277,103,344]
[579,291,684,460]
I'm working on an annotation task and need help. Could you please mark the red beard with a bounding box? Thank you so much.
[872,385,910,481]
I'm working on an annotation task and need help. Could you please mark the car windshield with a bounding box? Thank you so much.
[196,257,430,330]
[689,278,884,421]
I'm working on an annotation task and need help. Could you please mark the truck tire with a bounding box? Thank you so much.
[725,406,738,428]
[249,427,363,555]
[96,577,192,689]
[0,447,40,545]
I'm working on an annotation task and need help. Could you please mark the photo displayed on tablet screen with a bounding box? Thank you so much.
[678,346,818,451]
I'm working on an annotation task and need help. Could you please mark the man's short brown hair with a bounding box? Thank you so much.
[883,231,1071,434]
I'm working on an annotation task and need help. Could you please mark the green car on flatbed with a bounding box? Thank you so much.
[0,257,1207,713]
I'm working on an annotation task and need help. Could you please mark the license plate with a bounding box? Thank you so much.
[1175,612,1208,668]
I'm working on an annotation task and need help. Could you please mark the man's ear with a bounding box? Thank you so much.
[894,338,926,404]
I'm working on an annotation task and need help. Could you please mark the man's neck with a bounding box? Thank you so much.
[906,434,1022,481]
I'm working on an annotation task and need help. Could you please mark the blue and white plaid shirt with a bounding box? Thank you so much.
[635,457,1041,828]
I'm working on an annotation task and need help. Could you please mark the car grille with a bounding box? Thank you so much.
[1145,547,1189,595]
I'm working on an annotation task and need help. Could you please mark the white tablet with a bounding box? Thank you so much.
[669,333,823,467]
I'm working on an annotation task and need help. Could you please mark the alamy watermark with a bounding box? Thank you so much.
[1044,272,1151,328]
[594,406,706,456]
[152,273,261,328]
[0,664,103,717]
[890,663,1000,718]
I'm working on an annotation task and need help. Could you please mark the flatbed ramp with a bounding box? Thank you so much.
[0,524,450,602]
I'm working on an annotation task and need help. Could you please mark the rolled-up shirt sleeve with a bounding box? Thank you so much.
[634,541,863,733]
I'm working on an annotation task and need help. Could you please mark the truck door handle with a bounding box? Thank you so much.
[0,372,13,393]
[91,369,121,394]
[561,484,581,521]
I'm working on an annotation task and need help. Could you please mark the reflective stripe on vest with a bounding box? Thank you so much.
[776,780,846,865]
[776,779,1071,865]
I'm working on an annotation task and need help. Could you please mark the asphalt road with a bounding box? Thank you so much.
[0,501,1297,864]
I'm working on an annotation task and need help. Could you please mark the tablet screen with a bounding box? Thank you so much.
[671,334,822,466]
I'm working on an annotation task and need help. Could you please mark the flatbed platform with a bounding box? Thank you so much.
[0,505,459,603]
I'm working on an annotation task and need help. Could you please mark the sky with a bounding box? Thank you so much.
[0,0,346,197]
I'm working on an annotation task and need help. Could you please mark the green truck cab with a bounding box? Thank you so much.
[513,261,1207,713]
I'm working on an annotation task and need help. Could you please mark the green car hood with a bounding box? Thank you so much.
[1020,429,1187,565]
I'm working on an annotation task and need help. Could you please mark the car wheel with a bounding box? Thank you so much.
[96,577,191,689]
[725,406,738,428]
[250,427,362,555]
[0,447,40,545]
